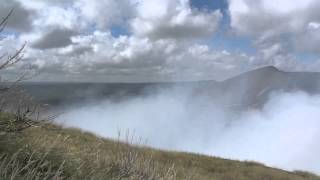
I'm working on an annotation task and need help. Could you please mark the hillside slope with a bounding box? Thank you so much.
[0,121,319,180]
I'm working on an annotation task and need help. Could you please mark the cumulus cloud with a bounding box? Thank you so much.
[0,0,230,82]
[32,28,77,49]
[1,0,320,81]
[293,23,320,53]
[75,0,136,29]
[0,0,34,32]
[228,0,320,54]
[24,31,253,82]
[131,0,222,40]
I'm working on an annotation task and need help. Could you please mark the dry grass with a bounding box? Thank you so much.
[0,151,64,180]
[0,115,319,180]
[0,123,182,180]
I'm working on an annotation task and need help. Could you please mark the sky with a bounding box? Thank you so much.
[0,0,320,82]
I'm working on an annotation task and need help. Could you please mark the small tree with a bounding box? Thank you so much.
[0,9,26,78]
[0,10,50,132]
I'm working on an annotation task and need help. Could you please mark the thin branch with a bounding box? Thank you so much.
[0,8,14,33]
[0,42,26,70]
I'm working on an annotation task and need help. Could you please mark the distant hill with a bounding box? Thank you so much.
[204,66,320,108]
[14,66,320,108]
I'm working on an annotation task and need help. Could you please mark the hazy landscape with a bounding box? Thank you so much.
[1,0,320,179]
[16,66,320,175]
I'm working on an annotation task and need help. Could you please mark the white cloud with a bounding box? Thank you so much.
[229,0,320,54]
[16,29,255,82]
[2,0,320,82]
[75,0,135,29]
[0,0,231,82]
[131,0,222,40]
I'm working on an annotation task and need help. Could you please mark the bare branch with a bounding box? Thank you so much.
[0,8,14,33]
[0,42,26,70]
[0,9,52,133]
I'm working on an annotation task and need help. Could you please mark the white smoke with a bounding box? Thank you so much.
[57,88,320,174]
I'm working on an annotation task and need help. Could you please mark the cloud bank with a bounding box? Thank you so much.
[229,0,320,70]
[1,0,320,81]
[57,88,320,174]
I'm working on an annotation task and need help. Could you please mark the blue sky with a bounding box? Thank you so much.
[191,0,228,13]
[190,0,256,54]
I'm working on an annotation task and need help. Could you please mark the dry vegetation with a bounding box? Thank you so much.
[0,9,50,134]
[0,118,319,180]
[0,120,180,180]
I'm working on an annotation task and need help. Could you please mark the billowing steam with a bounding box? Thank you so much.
[57,87,320,174]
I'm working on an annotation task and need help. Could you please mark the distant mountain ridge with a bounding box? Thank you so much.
[14,66,320,108]
[209,66,320,108]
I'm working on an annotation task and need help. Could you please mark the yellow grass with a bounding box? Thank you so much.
[0,116,319,180]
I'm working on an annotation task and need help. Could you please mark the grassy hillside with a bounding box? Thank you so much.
[0,115,319,180]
